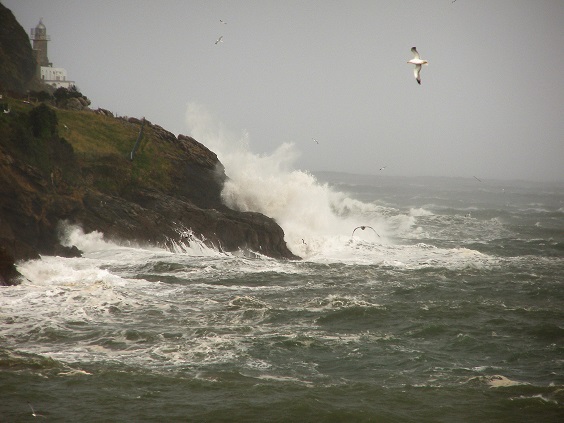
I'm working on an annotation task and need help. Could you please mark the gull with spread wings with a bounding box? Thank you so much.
[407,47,428,85]
[351,225,380,239]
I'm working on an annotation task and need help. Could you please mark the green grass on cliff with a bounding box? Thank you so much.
[57,109,135,156]
[1,98,177,195]
[58,109,176,193]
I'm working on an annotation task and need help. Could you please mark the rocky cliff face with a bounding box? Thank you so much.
[0,5,299,286]
[0,101,299,285]
[0,4,37,94]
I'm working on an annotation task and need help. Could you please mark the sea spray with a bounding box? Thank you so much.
[57,221,219,257]
[185,103,388,256]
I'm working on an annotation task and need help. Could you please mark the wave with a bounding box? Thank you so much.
[184,103,403,257]
[183,103,514,268]
[57,222,220,258]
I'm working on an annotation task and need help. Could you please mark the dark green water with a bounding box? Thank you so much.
[1,175,563,421]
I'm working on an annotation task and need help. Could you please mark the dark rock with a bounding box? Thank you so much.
[95,108,114,118]
[127,117,143,125]
[0,8,299,285]
[51,243,82,258]
[0,246,23,286]
[0,100,299,284]
[0,4,37,94]
[59,97,84,111]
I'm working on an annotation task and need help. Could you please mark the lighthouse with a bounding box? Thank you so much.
[30,19,75,89]
[30,18,51,67]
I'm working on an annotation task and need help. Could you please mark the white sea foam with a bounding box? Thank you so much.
[182,103,508,270]
[185,103,390,257]
[409,207,434,217]
[57,221,220,258]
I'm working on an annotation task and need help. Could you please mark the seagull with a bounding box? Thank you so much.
[29,404,46,418]
[407,47,428,85]
[351,225,380,238]
[220,19,227,24]
[379,166,387,171]
[3,106,10,114]
[312,138,319,144]
[215,35,223,45]
[473,176,482,182]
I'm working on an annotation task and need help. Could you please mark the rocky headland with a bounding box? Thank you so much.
[0,4,298,286]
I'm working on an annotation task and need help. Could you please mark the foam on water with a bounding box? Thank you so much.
[1,108,561,421]
[0,107,524,377]
[184,103,498,268]
[185,104,392,252]
[57,221,220,258]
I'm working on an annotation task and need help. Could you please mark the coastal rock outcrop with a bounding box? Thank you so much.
[0,102,298,285]
[0,5,298,286]
[0,4,37,94]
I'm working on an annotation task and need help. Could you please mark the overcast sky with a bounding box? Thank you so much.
[4,0,563,182]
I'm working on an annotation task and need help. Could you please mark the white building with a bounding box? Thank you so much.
[40,66,74,89]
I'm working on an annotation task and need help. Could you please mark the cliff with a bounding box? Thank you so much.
[0,99,299,285]
[0,4,37,94]
[0,4,298,286]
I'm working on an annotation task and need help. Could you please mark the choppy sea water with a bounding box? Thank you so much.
[1,173,563,422]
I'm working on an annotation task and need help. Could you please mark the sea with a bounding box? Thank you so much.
[1,167,563,422]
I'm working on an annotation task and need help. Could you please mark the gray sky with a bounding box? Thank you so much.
[4,0,564,182]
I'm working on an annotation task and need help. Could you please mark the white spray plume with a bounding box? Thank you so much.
[185,103,386,257]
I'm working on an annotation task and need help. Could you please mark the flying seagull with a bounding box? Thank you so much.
[312,138,319,144]
[407,47,428,85]
[215,35,223,45]
[473,176,482,182]
[351,225,380,238]
[220,19,227,24]
[379,166,387,171]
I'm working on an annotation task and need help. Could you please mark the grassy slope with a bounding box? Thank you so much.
[1,98,181,196]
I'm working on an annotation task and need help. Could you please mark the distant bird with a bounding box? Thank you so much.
[351,225,380,238]
[220,19,227,24]
[379,166,387,171]
[215,35,223,45]
[29,404,46,418]
[312,138,319,144]
[473,176,482,182]
[407,47,428,85]
[302,239,307,245]
[3,106,10,114]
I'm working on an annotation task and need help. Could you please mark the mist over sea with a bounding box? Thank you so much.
[1,131,563,421]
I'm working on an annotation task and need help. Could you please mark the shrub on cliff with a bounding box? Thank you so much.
[54,86,82,100]
[29,103,58,138]
[54,86,91,110]
[30,90,55,102]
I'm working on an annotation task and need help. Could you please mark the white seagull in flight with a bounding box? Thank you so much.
[215,35,223,45]
[407,47,428,85]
